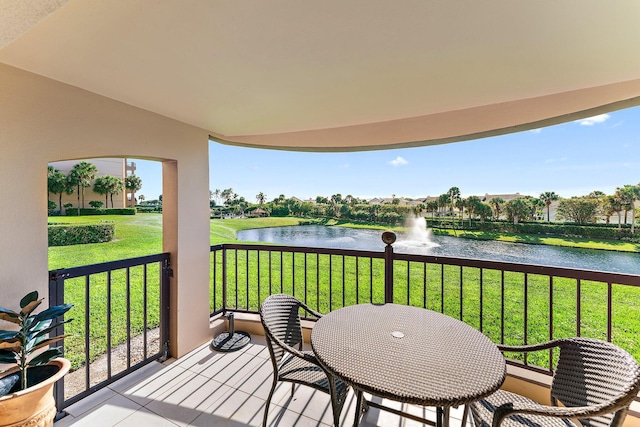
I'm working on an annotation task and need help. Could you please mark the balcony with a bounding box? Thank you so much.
[48,240,640,426]
[54,333,475,427]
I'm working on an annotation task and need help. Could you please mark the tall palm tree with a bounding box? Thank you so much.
[426,200,439,218]
[108,176,125,208]
[539,191,559,222]
[47,166,67,212]
[125,174,143,207]
[447,187,460,215]
[489,197,504,220]
[93,176,112,207]
[617,184,640,234]
[221,188,233,205]
[70,161,98,209]
[212,189,221,206]
[256,192,266,206]
[438,194,450,216]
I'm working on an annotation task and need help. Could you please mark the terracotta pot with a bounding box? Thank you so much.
[0,358,70,427]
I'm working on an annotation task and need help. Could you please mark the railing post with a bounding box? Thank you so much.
[382,232,396,304]
[222,246,228,315]
[48,269,68,420]
[160,255,172,360]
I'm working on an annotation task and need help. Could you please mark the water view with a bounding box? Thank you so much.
[238,223,640,275]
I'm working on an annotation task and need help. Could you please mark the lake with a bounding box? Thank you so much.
[237,225,640,275]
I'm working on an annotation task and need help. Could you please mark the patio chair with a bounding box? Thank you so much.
[470,337,640,427]
[259,294,350,427]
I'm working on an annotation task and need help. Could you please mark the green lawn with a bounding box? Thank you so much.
[48,214,640,370]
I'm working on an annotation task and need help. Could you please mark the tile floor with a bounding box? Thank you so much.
[54,336,470,426]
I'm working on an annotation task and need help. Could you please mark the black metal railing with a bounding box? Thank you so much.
[49,253,171,413]
[210,237,640,374]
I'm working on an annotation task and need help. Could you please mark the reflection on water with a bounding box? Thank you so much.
[237,225,640,275]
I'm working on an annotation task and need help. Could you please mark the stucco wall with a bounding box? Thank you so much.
[0,63,211,358]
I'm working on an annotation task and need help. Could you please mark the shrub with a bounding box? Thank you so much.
[89,200,104,209]
[65,208,136,216]
[48,222,115,246]
[48,200,57,210]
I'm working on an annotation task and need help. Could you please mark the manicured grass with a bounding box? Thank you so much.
[432,228,640,253]
[49,214,640,370]
[48,214,163,270]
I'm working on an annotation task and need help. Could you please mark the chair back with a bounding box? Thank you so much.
[259,294,304,367]
[551,338,640,427]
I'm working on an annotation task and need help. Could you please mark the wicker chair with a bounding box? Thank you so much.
[470,338,640,427]
[259,294,350,427]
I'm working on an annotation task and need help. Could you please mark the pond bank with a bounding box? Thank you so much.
[329,220,640,253]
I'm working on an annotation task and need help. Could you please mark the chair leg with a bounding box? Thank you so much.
[461,405,470,427]
[291,383,295,398]
[353,389,364,427]
[327,376,342,427]
[263,377,278,427]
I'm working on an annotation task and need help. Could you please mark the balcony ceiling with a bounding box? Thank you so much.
[2,1,640,151]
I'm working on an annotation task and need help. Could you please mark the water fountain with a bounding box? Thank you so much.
[395,215,439,249]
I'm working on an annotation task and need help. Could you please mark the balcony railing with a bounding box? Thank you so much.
[210,237,640,374]
[49,253,171,414]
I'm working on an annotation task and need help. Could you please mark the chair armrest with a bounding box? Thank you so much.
[497,339,561,354]
[492,399,624,427]
[298,300,323,319]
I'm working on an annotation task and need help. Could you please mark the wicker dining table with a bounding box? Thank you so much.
[311,303,506,427]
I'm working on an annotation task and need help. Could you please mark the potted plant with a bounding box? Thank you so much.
[0,291,73,427]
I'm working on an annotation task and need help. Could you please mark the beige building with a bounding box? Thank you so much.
[48,158,132,210]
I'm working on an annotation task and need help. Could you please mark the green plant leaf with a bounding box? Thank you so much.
[19,291,39,309]
[20,298,43,317]
[27,319,53,337]
[0,308,20,325]
[0,349,18,363]
[29,319,72,342]
[0,342,21,352]
[33,304,73,323]
[30,335,69,352]
[0,330,19,341]
[28,348,62,367]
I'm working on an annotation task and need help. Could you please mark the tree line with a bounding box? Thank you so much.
[47,161,142,214]
[211,184,640,233]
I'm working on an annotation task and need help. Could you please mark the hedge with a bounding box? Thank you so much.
[65,208,136,216]
[426,218,635,240]
[48,223,115,246]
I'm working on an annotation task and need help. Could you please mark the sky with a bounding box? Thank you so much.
[132,106,640,202]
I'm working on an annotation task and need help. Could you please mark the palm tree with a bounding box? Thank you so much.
[93,176,112,207]
[221,188,233,205]
[465,195,481,225]
[489,197,504,220]
[256,192,266,206]
[70,161,98,209]
[125,174,143,207]
[138,194,145,203]
[447,187,460,215]
[438,194,450,216]
[47,166,67,212]
[539,191,559,222]
[426,200,439,218]
[212,189,221,206]
[617,184,640,234]
[108,176,125,208]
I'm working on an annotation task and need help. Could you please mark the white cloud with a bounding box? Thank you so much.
[389,156,408,167]
[340,163,349,169]
[576,114,610,126]
[529,128,542,134]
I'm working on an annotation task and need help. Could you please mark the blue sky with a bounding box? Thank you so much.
[133,106,640,202]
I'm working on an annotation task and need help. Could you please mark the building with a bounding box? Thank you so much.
[48,158,129,210]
